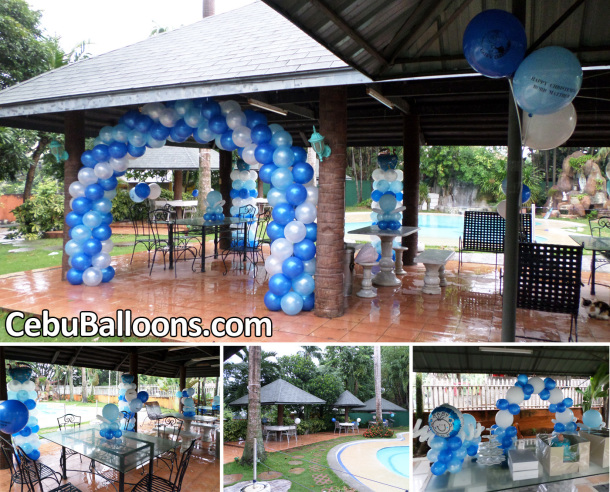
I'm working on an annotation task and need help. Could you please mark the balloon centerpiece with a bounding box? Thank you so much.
[370,151,403,231]
[178,387,196,417]
[203,189,225,222]
[4,364,39,460]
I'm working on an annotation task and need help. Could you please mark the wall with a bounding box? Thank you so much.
[0,194,23,222]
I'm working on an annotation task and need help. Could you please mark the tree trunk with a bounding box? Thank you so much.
[214,376,219,396]
[544,151,549,191]
[23,135,51,201]
[350,149,360,204]
[68,365,74,401]
[241,346,266,464]
[81,367,87,403]
[374,345,382,424]
[197,148,213,213]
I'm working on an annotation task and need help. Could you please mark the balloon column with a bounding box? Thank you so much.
[117,374,148,431]
[229,161,258,247]
[414,404,483,476]
[370,152,404,231]
[177,387,196,417]
[5,365,39,459]
[203,189,225,222]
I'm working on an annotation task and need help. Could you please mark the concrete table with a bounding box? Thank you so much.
[350,226,419,286]
[170,413,218,450]
[339,422,356,434]
[414,250,455,294]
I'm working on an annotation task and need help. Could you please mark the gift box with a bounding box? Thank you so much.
[579,430,609,468]
[536,434,590,476]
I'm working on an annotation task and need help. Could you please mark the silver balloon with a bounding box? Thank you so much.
[270,238,294,262]
[82,267,103,286]
[91,252,111,269]
[159,108,179,127]
[110,157,129,172]
[305,186,318,205]
[94,162,113,180]
[295,202,317,224]
[101,239,114,253]
[220,100,241,115]
[104,189,118,200]
[69,181,86,198]
[232,125,252,147]
[226,111,247,130]
[264,255,284,276]
[78,168,98,186]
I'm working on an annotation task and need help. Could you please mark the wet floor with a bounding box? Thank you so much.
[0,245,608,343]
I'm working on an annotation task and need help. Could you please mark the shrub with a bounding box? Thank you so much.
[111,188,149,222]
[356,198,372,208]
[363,424,394,438]
[223,419,248,442]
[11,178,64,238]
[282,417,326,435]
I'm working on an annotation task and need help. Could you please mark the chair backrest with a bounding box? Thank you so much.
[145,401,162,419]
[462,211,532,252]
[129,202,152,238]
[517,242,583,316]
[238,205,257,219]
[156,416,184,441]
[212,396,220,406]
[172,438,199,491]
[58,413,81,432]
[149,208,173,244]
[14,445,40,492]
[254,211,271,247]
[334,421,341,429]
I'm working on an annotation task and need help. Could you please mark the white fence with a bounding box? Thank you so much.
[422,375,600,412]
[56,381,218,399]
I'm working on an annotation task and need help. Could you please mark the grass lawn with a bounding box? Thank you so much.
[224,426,409,491]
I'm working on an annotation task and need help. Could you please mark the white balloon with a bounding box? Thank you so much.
[555,408,574,424]
[264,255,284,276]
[295,202,317,224]
[101,240,114,254]
[239,170,250,182]
[82,267,103,287]
[110,157,129,172]
[78,168,98,186]
[94,162,113,180]
[527,377,545,394]
[548,388,564,404]
[226,111,247,131]
[385,169,397,182]
[220,100,241,115]
[23,380,35,392]
[395,170,404,181]
[141,102,165,121]
[148,183,162,200]
[506,386,525,405]
[523,103,577,151]
[69,181,86,198]
[284,221,307,243]
[92,252,111,269]
[124,389,137,402]
[270,238,294,262]
[242,144,258,166]
[249,171,258,181]
[372,169,383,181]
[305,186,318,205]
[495,410,514,428]
[497,200,507,219]
[159,107,179,127]
[230,170,240,181]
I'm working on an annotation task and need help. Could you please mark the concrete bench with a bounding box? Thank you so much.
[414,250,455,294]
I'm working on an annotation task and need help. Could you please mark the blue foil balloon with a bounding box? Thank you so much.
[264,291,282,311]
[302,293,315,311]
[272,203,295,225]
[80,150,97,168]
[292,162,314,184]
[280,291,304,316]
[293,239,316,261]
[462,9,527,78]
[259,163,277,184]
[101,266,115,283]
[254,143,275,165]
[429,404,463,438]
[267,221,285,241]
[268,273,292,296]
[251,124,272,144]
[67,268,83,285]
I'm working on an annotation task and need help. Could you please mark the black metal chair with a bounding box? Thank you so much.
[0,435,63,492]
[129,202,155,265]
[587,215,610,285]
[148,209,198,277]
[153,416,184,479]
[517,242,583,342]
[131,438,198,492]
[221,206,269,277]
[14,444,82,492]
[57,414,82,468]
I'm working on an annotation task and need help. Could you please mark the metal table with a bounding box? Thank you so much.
[569,234,610,295]
[349,226,419,286]
[43,426,179,492]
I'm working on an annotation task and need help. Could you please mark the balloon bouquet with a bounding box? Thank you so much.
[370,151,404,231]
[463,10,582,151]
[177,388,196,417]
[4,364,40,459]
[117,374,148,431]
[202,189,225,222]
[98,403,123,440]
[129,182,162,204]
[413,404,483,476]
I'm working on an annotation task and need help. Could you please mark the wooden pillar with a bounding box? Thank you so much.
[129,349,138,432]
[277,404,284,426]
[315,86,347,318]
[179,365,187,413]
[62,111,85,279]
[0,347,9,470]
[402,115,420,265]
[219,150,233,249]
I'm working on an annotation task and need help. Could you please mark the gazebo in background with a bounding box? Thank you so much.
[229,378,325,425]
[357,397,408,426]
[333,390,365,422]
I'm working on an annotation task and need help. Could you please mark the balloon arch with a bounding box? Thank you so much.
[64,98,318,316]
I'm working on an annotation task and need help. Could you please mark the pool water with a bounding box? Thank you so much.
[377,446,409,478]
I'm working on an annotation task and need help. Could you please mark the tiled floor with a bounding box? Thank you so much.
[1,245,609,343]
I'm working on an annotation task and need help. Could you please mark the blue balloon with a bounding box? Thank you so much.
[565,422,577,432]
[556,402,567,413]
[192,189,199,197]
[513,46,583,115]
[71,253,92,271]
[539,389,551,400]
[72,197,92,215]
[514,381,525,388]
[331,418,336,422]
[101,212,113,225]
[438,449,453,463]
[254,143,275,165]
[523,383,534,395]
[583,409,603,429]
[101,266,115,283]
[285,183,307,206]
[251,124,272,144]
[27,449,41,461]
[150,122,171,141]
[65,211,83,228]
[92,224,112,241]
[293,239,316,261]
[563,398,574,408]
[305,223,317,242]
[134,183,150,199]
[239,188,250,199]
[292,273,315,296]
[92,144,110,163]
[282,257,304,279]
[137,391,149,403]
[521,184,531,204]
[462,9,527,78]
[82,238,102,256]
[120,109,139,129]
[502,436,514,448]
[127,143,146,158]
[266,221,285,241]
[85,183,104,201]
[80,150,97,168]
[246,111,267,129]
[548,403,557,413]
[508,403,520,415]
[505,426,517,437]
[272,203,295,226]
[220,130,237,151]
[259,163,277,184]
[292,146,308,162]
[199,100,220,120]
[280,291,304,316]
[447,436,462,451]
[98,176,118,191]
[292,162,314,184]
[302,293,315,311]
[544,378,556,390]
[496,399,509,410]
[30,425,39,433]
[24,399,36,411]
[430,461,447,476]
[20,426,32,437]
[0,400,29,435]
[554,422,566,433]
[134,114,153,132]
[173,119,193,139]
[67,268,83,285]
[169,127,188,143]
[250,189,258,197]
[268,273,292,296]
[229,189,239,199]
[371,190,383,202]
[209,114,228,134]
[517,374,528,384]
[467,445,478,456]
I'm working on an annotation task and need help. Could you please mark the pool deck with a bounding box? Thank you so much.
[327,431,409,492]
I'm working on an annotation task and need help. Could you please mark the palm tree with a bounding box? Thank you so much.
[241,346,266,465]
[299,346,323,362]
[373,345,382,424]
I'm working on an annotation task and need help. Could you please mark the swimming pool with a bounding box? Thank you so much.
[377,445,409,478]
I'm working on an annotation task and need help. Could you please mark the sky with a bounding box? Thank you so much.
[226,345,315,364]
[27,0,256,56]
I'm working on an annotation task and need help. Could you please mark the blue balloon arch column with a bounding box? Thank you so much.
[64,98,318,316]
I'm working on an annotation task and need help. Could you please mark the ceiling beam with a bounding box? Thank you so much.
[68,347,83,366]
[526,0,586,54]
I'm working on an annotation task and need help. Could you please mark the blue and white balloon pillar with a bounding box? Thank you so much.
[229,160,258,247]
[99,403,122,440]
[6,365,40,459]
[117,373,147,432]
[413,404,482,476]
[178,388,196,417]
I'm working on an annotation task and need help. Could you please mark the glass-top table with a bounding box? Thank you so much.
[423,439,609,491]
[43,425,179,492]
[569,234,610,295]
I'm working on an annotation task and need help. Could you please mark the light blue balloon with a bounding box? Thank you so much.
[28,391,37,400]
[146,134,166,148]
[102,403,120,422]
[271,168,294,190]
[280,291,303,316]
[71,224,92,244]
[292,273,315,296]
[7,391,16,400]
[129,188,145,203]
[93,198,112,214]
[379,194,397,213]
[376,180,390,192]
[82,211,103,229]
[270,130,293,148]
[427,448,440,461]
[512,46,583,115]
[65,239,83,256]
[244,179,257,190]
[206,190,222,204]
[127,129,146,147]
[112,124,130,143]
[389,181,403,193]
[272,145,295,168]
[27,416,38,427]
[21,443,33,454]
[267,188,287,207]
[16,390,29,402]
[582,409,603,429]
[233,180,244,190]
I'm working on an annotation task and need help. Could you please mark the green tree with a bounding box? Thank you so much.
[322,346,374,399]
[381,346,409,409]
[299,345,323,362]
[277,354,317,388]
[223,348,279,404]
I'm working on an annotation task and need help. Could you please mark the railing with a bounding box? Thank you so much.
[422,375,600,412]
[56,382,218,399]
